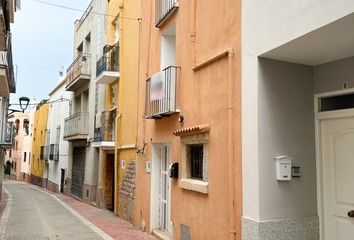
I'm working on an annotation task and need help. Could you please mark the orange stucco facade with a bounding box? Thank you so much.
[134,1,242,239]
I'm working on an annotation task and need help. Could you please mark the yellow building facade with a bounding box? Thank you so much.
[111,0,141,220]
[30,101,49,187]
[95,0,140,221]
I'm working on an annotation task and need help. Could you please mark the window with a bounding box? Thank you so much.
[179,132,209,194]
[24,152,27,162]
[23,119,29,135]
[188,144,203,180]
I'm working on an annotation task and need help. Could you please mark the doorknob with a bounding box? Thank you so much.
[348,210,354,218]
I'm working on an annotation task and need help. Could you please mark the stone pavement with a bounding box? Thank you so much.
[0,191,8,220]
[54,193,155,240]
[1,180,155,240]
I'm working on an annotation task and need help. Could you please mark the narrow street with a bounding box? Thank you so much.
[1,180,107,240]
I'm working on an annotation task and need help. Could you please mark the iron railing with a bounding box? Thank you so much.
[0,121,14,148]
[40,145,49,160]
[93,110,116,142]
[96,43,119,77]
[145,66,178,119]
[49,143,59,161]
[66,53,91,88]
[76,0,93,30]
[1,0,10,32]
[64,112,89,138]
[155,0,178,27]
[0,35,15,93]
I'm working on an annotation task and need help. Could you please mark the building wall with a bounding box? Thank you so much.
[135,0,242,239]
[314,56,354,94]
[47,78,72,192]
[113,0,140,220]
[257,59,317,220]
[21,104,36,180]
[8,112,30,180]
[30,102,49,187]
[242,0,354,222]
[242,2,354,239]
[67,0,106,202]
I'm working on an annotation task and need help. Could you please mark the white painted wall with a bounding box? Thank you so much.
[242,0,354,221]
[47,79,72,188]
[69,0,106,189]
[314,56,354,94]
[257,59,317,220]
[160,34,176,70]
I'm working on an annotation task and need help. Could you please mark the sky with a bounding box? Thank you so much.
[10,0,91,106]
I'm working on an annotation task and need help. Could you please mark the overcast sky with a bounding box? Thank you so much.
[10,0,91,105]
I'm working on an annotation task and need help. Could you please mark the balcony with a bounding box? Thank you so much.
[0,36,15,97]
[40,145,49,160]
[49,143,59,161]
[96,43,119,84]
[0,0,13,51]
[145,66,179,119]
[155,0,179,28]
[0,121,14,149]
[92,109,116,148]
[63,112,89,140]
[65,53,91,92]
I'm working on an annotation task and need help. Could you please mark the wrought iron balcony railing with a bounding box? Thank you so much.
[64,112,89,139]
[96,43,119,77]
[0,121,14,148]
[155,0,179,28]
[0,35,15,93]
[93,109,116,142]
[65,53,91,91]
[49,143,59,161]
[145,66,179,119]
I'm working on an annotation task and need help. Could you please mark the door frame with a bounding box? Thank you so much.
[314,88,354,240]
[150,142,172,235]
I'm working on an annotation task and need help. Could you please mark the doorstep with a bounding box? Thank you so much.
[152,229,172,240]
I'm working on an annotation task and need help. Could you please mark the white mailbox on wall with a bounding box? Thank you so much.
[275,155,293,181]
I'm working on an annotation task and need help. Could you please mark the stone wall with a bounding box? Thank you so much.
[30,174,47,188]
[119,160,136,222]
[47,180,59,193]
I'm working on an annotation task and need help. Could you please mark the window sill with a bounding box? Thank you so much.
[179,178,208,194]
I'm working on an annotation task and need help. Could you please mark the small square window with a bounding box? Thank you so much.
[188,144,203,180]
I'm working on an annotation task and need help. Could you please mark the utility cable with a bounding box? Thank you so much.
[30,0,141,21]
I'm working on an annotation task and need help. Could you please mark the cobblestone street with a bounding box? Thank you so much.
[0,181,154,240]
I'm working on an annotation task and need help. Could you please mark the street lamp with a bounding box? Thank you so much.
[19,97,30,112]
[7,96,30,116]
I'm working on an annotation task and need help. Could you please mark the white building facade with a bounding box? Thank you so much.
[46,78,72,193]
[63,0,106,203]
[242,1,354,240]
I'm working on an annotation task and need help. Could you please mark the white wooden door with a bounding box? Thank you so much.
[321,116,354,240]
[160,145,170,232]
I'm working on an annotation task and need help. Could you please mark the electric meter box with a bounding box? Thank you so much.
[274,155,293,181]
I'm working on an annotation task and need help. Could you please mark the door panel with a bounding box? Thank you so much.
[321,117,354,240]
[71,147,86,199]
[160,145,170,232]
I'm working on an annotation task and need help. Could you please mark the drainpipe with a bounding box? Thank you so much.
[114,112,122,214]
[226,50,237,240]
[192,49,237,239]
